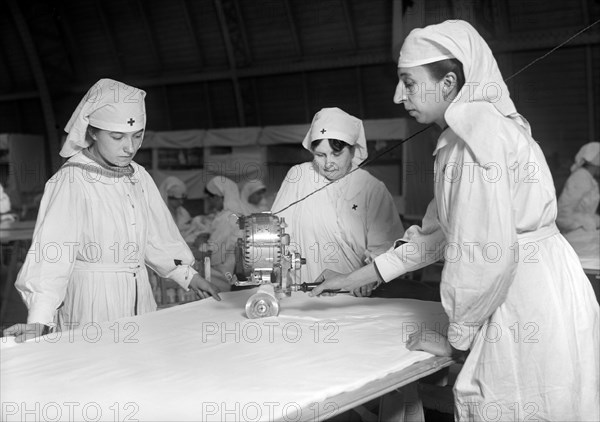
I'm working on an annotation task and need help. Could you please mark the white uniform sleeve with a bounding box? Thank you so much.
[441,146,518,351]
[557,170,599,232]
[15,169,83,325]
[374,199,446,281]
[366,182,405,258]
[142,171,198,289]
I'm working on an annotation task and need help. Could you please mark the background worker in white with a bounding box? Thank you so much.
[3,79,220,343]
[557,141,600,233]
[312,20,599,421]
[159,175,192,232]
[240,179,269,213]
[204,175,248,284]
[271,107,404,296]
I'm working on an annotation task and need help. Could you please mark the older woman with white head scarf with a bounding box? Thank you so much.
[557,142,600,233]
[270,107,404,296]
[4,79,220,343]
[313,21,599,421]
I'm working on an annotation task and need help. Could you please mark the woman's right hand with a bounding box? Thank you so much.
[189,273,222,301]
[3,323,47,343]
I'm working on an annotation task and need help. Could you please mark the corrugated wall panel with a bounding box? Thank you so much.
[293,0,354,56]
[361,64,404,119]
[0,104,22,133]
[103,1,158,76]
[144,1,202,72]
[239,0,297,62]
[352,0,392,51]
[165,83,212,130]
[68,1,122,80]
[306,68,362,117]
[507,1,584,32]
[511,47,589,193]
[17,99,45,134]
[208,81,238,128]
[255,74,309,125]
[0,12,35,90]
[186,0,229,68]
[424,0,453,26]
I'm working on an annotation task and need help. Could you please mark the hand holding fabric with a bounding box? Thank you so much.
[405,328,453,357]
[3,323,48,343]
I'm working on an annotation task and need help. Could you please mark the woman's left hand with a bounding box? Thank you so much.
[352,281,377,297]
[405,328,453,357]
[189,274,221,301]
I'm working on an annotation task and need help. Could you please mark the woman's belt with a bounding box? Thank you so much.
[73,260,142,273]
[516,224,559,244]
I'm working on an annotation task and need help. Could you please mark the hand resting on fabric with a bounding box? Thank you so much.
[189,273,222,301]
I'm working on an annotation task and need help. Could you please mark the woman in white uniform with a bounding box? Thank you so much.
[271,107,404,296]
[240,179,269,213]
[159,176,193,232]
[556,142,600,233]
[312,21,599,421]
[4,79,221,342]
[204,176,248,284]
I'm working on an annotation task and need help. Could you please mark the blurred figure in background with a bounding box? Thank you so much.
[240,179,269,213]
[0,183,16,223]
[557,141,600,233]
[159,176,192,231]
[204,176,249,288]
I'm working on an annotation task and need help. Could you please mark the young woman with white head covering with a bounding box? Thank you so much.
[557,142,600,233]
[271,107,404,297]
[4,79,220,343]
[312,21,599,421]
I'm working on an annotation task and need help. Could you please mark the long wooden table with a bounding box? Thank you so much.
[1,288,452,421]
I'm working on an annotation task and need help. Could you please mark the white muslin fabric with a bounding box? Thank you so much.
[61,78,146,158]
[1,291,449,421]
[376,19,599,421]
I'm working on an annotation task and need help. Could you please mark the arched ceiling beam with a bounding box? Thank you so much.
[6,0,61,172]
[4,25,598,103]
[214,0,246,126]
[283,0,302,56]
[94,0,124,74]
[54,1,86,78]
[341,0,357,50]
[136,0,163,71]
[180,0,204,66]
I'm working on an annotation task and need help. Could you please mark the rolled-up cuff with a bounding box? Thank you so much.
[165,264,198,290]
[27,301,57,326]
[374,251,408,282]
[446,321,480,351]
